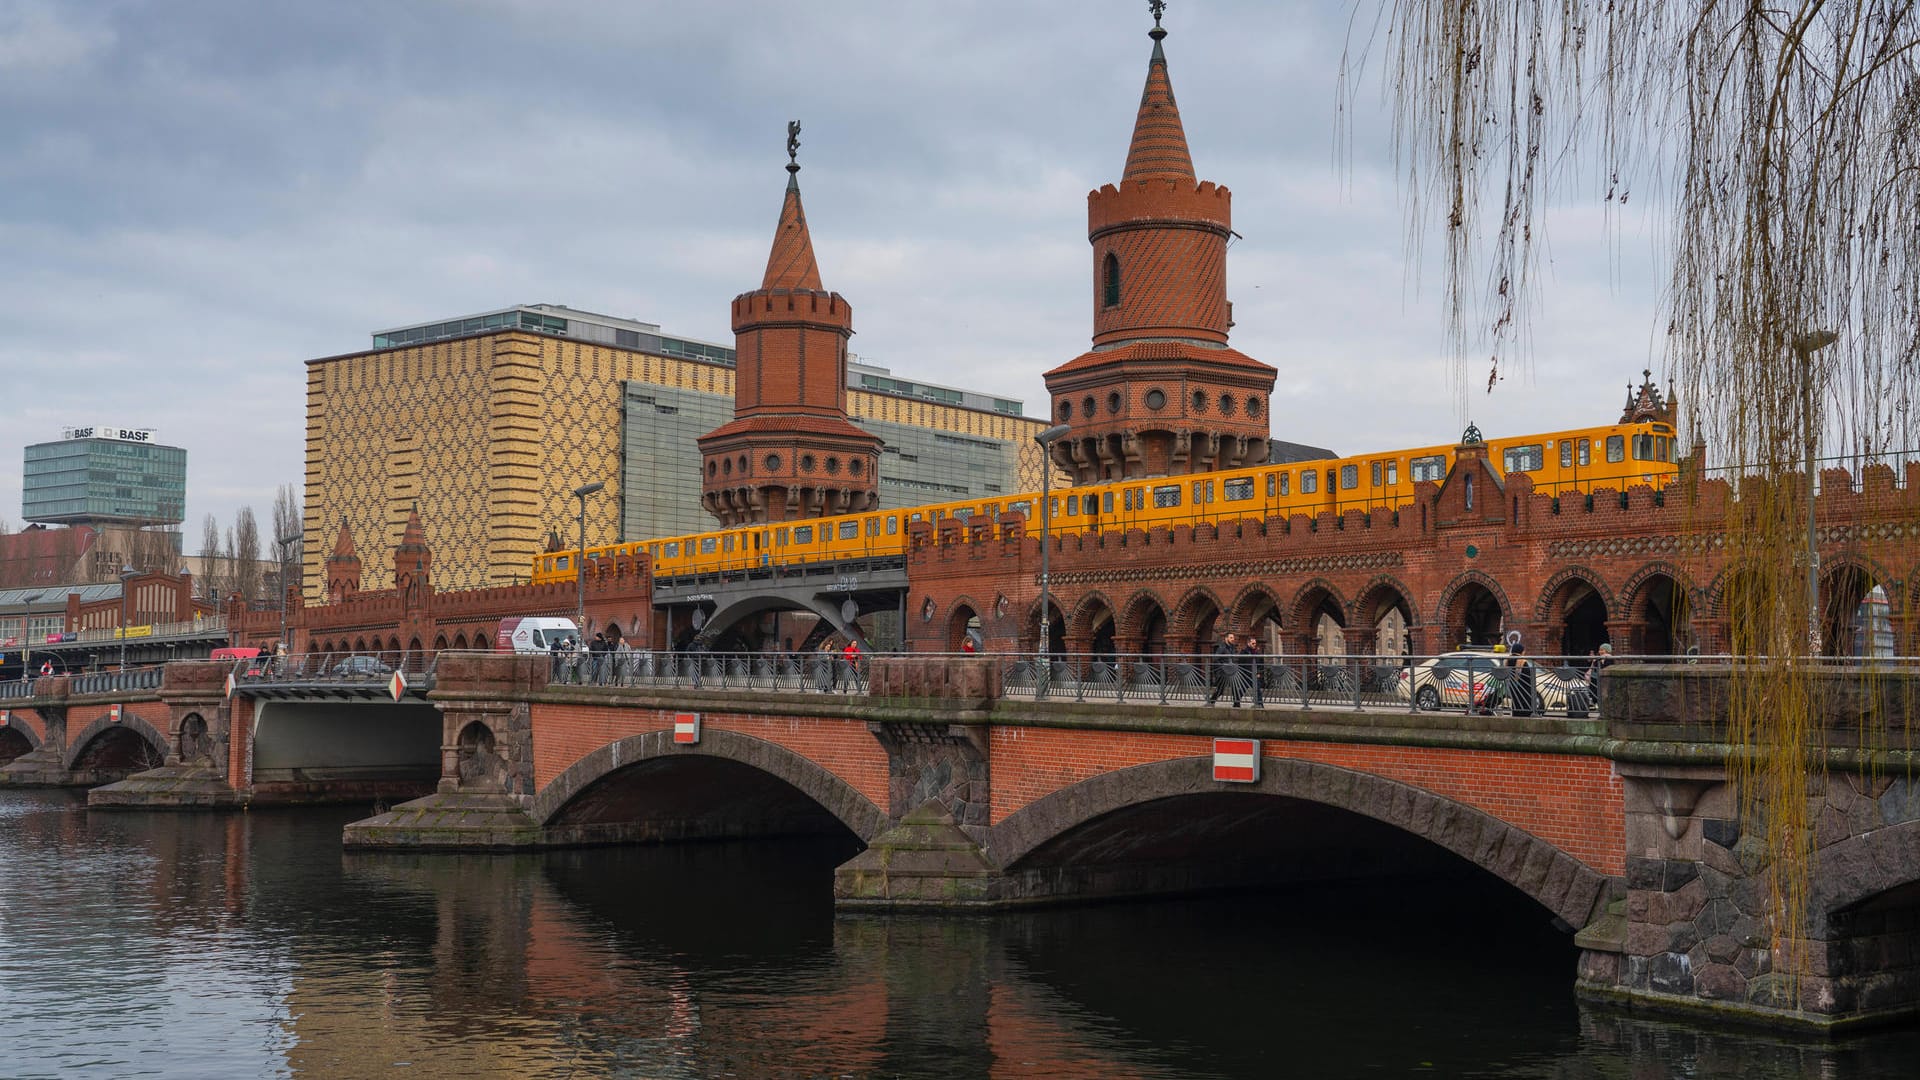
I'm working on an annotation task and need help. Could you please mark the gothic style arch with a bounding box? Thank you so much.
[1435,570,1514,647]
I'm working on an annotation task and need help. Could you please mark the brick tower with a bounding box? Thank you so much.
[698,125,881,526]
[1042,8,1277,484]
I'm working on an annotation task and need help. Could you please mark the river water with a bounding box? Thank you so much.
[2,790,1916,1079]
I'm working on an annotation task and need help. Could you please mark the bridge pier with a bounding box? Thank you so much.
[1575,666,1920,1033]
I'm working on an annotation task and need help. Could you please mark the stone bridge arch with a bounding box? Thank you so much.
[696,591,869,650]
[0,713,40,766]
[985,757,1611,929]
[529,727,887,844]
[62,712,168,774]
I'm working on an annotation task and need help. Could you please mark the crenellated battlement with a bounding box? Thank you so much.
[731,288,853,331]
[1087,178,1231,238]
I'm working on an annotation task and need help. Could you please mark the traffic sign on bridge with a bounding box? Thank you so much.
[1212,738,1261,783]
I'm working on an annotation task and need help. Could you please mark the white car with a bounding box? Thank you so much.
[1394,651,1593,711]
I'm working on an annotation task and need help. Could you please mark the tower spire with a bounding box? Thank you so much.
[1124,2,1194,183]
[762,119,822,290]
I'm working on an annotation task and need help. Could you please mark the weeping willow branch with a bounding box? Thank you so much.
[1352,1,1920,970]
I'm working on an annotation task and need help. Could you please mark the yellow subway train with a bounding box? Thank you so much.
[530,419,1681,585]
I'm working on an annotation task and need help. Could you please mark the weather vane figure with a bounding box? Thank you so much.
[1149,0,1166,28]
[787,120,801,167]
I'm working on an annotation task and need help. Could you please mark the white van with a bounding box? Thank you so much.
[496,617,580,654]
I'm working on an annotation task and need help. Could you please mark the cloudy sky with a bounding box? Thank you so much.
[0,0,1666,537]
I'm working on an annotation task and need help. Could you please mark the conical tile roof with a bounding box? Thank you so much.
[760,167,824,291]
[1122,31,1195,183]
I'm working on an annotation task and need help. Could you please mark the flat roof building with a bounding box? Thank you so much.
[22,427,186,528]
[304,306,1047,596]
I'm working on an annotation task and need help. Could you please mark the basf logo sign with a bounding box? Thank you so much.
[64,425,156,443]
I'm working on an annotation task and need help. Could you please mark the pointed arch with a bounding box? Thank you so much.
[1102,251,1121,308]
[1435,570,1513,648]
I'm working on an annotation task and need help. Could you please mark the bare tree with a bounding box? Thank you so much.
[272,483,304,602]
[198,514,225,601]
[1358,1,1920,962]
[233,507,261,602]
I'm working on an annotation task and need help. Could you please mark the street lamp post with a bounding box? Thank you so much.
[572,482,606,642]
[276,532,301,658]
[1033,424,1072,682]
[119,564,136,672]
[1794,330,1838,656]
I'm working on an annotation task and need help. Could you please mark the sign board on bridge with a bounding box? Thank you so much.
[673,712,701,745]
[1212,738,1260,783]
[388,671,407,702]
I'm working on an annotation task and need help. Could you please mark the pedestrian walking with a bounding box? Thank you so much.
[841,639,862,692]
[1240,634,1264,707]
[1207,632,1241,706]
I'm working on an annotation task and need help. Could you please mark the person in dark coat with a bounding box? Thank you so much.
[1240,635,1264,707]
[1207,632,1242,706]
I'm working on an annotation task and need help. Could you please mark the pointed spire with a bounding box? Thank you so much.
[762,121,824,290]
[329,519,355,560]
[1123,7,1195,183]
[399,505,425,549]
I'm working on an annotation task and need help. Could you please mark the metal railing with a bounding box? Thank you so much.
[545,649,871,694]
[233,650,441,684]
[69,667,165,696]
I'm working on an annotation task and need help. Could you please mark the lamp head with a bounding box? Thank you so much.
[1035,424,1072,447]
[573,481,606,497]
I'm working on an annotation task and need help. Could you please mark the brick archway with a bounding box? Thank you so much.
[985,756,1611,929]
[1285,579,1347,654]
[1117,589,1170,655]
[61,712,168,773]
[1435,570,1513,648]
[1168,586,1226,655]
[1351,575,1418,656]
[528,727,886,842]
[1227,582,1284,637]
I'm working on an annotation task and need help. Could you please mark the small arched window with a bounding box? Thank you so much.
[1103,253,1121,308]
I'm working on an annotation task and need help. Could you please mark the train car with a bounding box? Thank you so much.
[531,418,1682,585]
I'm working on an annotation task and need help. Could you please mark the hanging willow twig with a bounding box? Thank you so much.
[1349,0,1920,975]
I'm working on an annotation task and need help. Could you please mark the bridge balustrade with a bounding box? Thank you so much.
[546,649,871,695]
[1,679,36,700]
[69,667,165,695]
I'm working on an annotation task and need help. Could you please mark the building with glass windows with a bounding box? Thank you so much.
[22,428,187,527]
[304,305,1045,596]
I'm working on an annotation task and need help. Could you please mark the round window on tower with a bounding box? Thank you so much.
[850,457,863,476]
[1108,392,1123,414]
[766,453,782,471]
[1192,390,1208,413]
[1219,393,1235,416]
[800,454,816,473]
[1082,396,1097,418]
[738,454,749,473]
[1247,396,1262,418]
[722,458,732,476]
[825,457,841,475]
[1145,388,1166,410]
[1058,399,1072,420]
[707,460,718,477]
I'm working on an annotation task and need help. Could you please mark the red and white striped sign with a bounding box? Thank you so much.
[388,670,408,702]
[1,709,10,725]
[673,712,701,745]
[1212,738,1260,783]
[109,703,122,725]
[225,672,236,699]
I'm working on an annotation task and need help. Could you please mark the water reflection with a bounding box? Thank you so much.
[1,790,1916,1078]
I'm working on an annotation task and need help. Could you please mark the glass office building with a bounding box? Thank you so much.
[22,430,187,526]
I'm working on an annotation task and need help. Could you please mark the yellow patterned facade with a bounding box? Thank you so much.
[304,332,1047,598]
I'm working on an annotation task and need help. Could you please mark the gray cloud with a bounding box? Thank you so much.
[0,0,1668,538]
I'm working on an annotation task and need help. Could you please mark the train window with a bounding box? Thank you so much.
[753,532,762,550]
[663,544,678,558]
[1265,473,1276,497]
[1371,461,1382,486]
[1066,494,1078,515]
[888,517,899,535]
[840,521,859,539]
[1411,455,1446,482]
[1192,481,1204,503]
[794,526,813,544]
[1102,492,1114,514]
[1153,485,1182,508]
[1386,461,1398,485]
[556,555,570,571]
[910,512,923,523]
[1224,477,1254,501]
[1301,471,1317,493]
[1503,444,1543,472]
[1123,489,1134,511]
[700,537,718,554]
[1561,441,1573,468]
[1633,433,1656,460]
[1606,435,1625,463]
[1340,464,1358,489]
[776,529,788,545]
[1578,439,1591,466]
[1657,435,1674,462]
[1010,500,1031,516]
[953,507,972,521]
[1279,472,1290,496]
[723,535,734,552]
[866,518,879,537]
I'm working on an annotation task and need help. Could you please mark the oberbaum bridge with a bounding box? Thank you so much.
[6,16,1920,1036]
